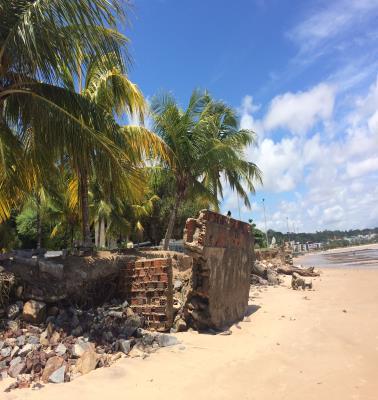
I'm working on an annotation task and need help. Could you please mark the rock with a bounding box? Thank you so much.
[71,314,80,328]
[7,320,19,332]
[219,330,232,336]
[41,356,64,383]
[174,318,187,332]
[55,343,67,356]
[23,300,46,324]
[19,343,34,357]
[141,333,155,346]
[124,315,143,337]
[1,347,11,357]
[117,339,131,354]
[72,340,94,358]
[0,341,3,350]
[156,334,179,347]
[1,371,8,380]
[48,365,66,383]
[107,311,123,318]
[16,335,26,346]
[10,346,19,358]
[76,350,98,375]
[10,356,22,368]
[8,361,25,378]
[125,307,134,318]
[38,260,64,280]
[40,330,49,346]
[174,279,183,290]
[50,331,60,346]
[7,303,21,319]
[27,335,39,345]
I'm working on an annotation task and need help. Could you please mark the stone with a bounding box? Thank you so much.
[27,335,39,345]
[40,330,49,346]
[38,260,64,280]
[0,341,3,350]
[124,315,143,337]
[76,350,98,375]
[23,300,46,324]
[125,307,134,318]
[72,341,94,358]
[8,362,25,378]
[55,343,67,356]
[156,334,179,347]
[48,365,66,383]
[10,346,19,358]
[19,343,34,357]
[107,311,123,318]
[1,371,8,380]
[71,314,80,328]
[41,356,64,383]
[7,320,19,332]
[174,279,183,290]
[1,347,11,357]
[50,331,60,346]
[174,318,187,332]
[7,303,21,319]
[10,356,22,368]
[118,339,131,354]
[16,335,26,346]
[141,333,155,346]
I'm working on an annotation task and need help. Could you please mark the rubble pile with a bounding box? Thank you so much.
[251,251,319,287]
[0,298,179,391]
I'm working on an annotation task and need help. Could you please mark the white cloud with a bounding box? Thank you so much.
[288,0,378,56]
[263,83,335,134]
[234,75,378,232]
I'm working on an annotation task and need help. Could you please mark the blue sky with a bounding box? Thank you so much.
[123,0,378,233]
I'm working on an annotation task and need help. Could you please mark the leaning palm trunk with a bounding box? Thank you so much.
[79,168,92,247]
[36,196,42,250]
[163,195,180,250]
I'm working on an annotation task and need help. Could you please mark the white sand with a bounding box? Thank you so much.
[2,268,378,400]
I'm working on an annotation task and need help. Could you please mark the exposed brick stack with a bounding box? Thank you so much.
[119,258,173,331]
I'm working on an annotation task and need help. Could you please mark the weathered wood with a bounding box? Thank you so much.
[277,265,319,277]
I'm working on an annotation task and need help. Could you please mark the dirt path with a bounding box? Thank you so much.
[2,268,378,400]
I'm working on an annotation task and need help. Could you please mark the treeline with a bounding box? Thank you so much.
[267,228,378,245]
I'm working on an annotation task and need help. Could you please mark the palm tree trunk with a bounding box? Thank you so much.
[79,167,92,247]
[163,195,180,250]
[36,196,42,250]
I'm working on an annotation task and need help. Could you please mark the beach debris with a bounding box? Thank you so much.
[0,298,180,392]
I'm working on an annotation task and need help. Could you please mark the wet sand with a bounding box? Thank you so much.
[295,243,378,268]
[2,266,378,400]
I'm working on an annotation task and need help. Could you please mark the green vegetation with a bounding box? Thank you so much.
[0,1,261,252]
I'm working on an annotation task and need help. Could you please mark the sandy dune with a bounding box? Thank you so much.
[2,268,378,400]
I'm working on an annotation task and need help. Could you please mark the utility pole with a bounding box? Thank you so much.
[286,216,290,243]
[262,198,269,247]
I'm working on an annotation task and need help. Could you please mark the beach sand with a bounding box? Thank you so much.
[2,267,378,400]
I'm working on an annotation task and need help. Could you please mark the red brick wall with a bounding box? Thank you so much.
[119,258,173,331]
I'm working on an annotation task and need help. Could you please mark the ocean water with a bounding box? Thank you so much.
[294,247,378,268]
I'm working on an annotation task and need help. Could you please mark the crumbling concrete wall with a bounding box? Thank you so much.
[118,258,173,331]
[183,210,253,330]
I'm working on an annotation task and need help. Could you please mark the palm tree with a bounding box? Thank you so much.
[0,0,128,227]
[199,98,262,207]
[151,90,218,250]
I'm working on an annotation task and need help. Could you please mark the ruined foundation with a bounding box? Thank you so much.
[118,258,173,331]
[183,210,253,330]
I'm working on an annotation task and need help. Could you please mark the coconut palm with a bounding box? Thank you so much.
[0,0,169,247]
[151,90,218,250]
[199,99,262,207]
[0,1,127,219]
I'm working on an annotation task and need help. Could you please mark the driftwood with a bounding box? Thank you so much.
[277,265,319,277]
